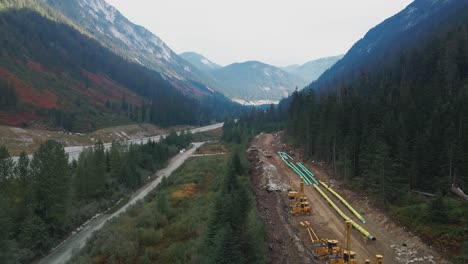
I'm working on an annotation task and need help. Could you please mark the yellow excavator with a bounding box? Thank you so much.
[289,180,312,215]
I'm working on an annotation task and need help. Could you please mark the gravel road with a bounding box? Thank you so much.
[38,142,206,264]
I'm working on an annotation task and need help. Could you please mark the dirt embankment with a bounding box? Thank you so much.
[249,132,450,264]
[248,133,314,264]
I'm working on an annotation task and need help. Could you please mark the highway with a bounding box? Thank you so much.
[38,142,206,264]
[12,122,223,162]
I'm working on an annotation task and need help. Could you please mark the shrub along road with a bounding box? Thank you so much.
[38,142,206,264]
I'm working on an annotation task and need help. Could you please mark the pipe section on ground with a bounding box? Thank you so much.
[313,185,375,240]
[278,152,311,185]
[296,162,319,185]
[319,181,366,223]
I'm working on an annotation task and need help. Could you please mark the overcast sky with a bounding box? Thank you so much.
[105,0,412,66]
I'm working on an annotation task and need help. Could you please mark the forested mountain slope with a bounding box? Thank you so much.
[286,1,468,260]
[309,0,466,92]
[44,0,224,98]
[0,6,239,131]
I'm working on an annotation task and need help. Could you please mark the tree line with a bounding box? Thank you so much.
[286,21,468,205]
[0,131,192,263]
[201,150,268,264]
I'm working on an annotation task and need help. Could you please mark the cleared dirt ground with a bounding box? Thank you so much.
[250,133,450,264]
[0,123,191,155]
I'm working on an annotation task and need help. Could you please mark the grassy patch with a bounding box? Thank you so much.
[190,127,222,142]
[196,142,229,155]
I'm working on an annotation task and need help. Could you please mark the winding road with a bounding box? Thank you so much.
[38,141,206,264]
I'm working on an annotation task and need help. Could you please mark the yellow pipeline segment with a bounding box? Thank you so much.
[319,181,366,223]
[313,185,375,240]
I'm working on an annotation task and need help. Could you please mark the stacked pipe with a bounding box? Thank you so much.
[278,152,311,185]
[277,152,375,240]
[296,162,319,185]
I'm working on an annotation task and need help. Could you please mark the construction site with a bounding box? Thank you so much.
[248,132,451,264]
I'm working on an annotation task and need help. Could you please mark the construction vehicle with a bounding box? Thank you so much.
[342,221,358,264]
[326,221,355,264]
[365,255,383,264]
[301,220,383,264]
[300,221,329,259]
[289,180,312,214]
[288,181,299,199]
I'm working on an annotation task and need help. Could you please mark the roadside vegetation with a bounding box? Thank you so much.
[0,131,192,263]
[190,127,223,142]
[70,147,268,263]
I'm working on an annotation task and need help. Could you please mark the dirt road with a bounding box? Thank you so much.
[251,133,449,264]
[38,142,206,264]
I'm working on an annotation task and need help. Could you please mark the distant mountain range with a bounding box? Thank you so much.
[43,0,224,98]
[281,55,343,82]
[212,61,308,103]
[180,52,342,104]
[180,52,222,75]
[0,0,240,131]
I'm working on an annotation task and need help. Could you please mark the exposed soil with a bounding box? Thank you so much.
[249,132,451,264]
[249,133,314,264]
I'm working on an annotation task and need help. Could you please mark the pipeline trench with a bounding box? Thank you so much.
[278,151,373,240]
[250,133,447,264]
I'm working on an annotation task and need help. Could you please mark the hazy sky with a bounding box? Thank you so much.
[105,0,413,66]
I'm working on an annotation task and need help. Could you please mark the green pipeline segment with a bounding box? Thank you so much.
[277,152,311,185]
[313,185,375,240]
[296,162,319,185]
[278,151,293,160]
[319,181,366,223]
[287,162,312,185]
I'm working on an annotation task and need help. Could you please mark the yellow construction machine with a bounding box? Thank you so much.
[301,220,383,264]
[364,255,384,264]
[289,180,312,215]
[300,221,329,259]
[326,221,357,264]
[342,221,358,264]
[288,181,299,199]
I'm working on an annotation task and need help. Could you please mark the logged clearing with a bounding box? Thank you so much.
[0,123,191,155]
[250,133,449,264]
